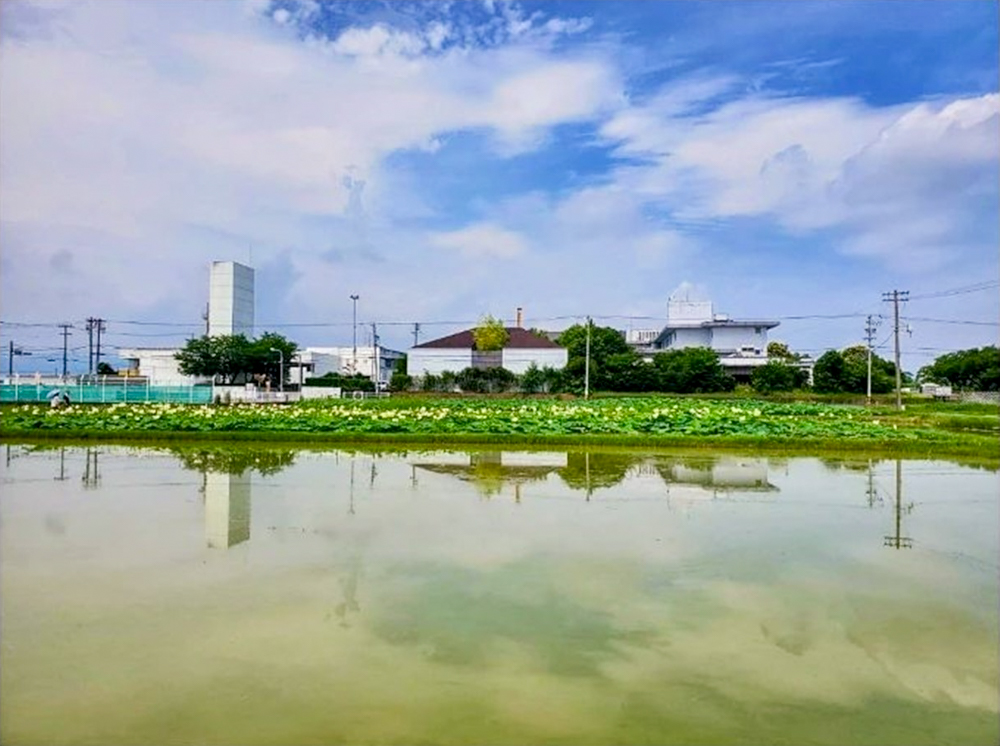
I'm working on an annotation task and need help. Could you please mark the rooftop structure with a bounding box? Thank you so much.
[208,261,254,337]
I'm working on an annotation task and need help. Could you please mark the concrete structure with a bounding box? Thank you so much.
[296,345,404,388]
[118,347,208,385]
[408,327,567,376]
[652,295,778,357]
[208,261,254,337]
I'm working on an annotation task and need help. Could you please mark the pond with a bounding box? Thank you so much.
[1,443,997,746]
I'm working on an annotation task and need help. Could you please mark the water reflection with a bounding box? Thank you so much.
[0,443,997,746]
[204,471,251,549]
[409,450,778,500]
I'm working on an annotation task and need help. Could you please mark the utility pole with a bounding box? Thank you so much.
[864,314,880,406]
[371,322,379,388]
[92,318,107,373]
[86,317,96,375]
[412,322,420,347]
[584,316,591,400]
[350,294,359,374]
[58,323,72,380]
[881,290,909,410]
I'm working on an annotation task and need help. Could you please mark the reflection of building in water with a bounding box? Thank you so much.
[205,471,251,548]
[410,451,568,498]
[654,456,777,495]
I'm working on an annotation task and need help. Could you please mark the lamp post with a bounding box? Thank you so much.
[269,347,284,393]
[350,294,360,374]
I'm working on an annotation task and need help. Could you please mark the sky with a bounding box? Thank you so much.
[1,0,997,375]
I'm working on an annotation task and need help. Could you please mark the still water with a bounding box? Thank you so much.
[1,444,997,746]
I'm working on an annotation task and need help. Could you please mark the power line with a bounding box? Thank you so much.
[908,280,999,301]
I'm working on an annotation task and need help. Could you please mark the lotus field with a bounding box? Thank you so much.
[0,397,941,442]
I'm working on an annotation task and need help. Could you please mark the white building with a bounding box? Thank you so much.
[291,345,405,387]
[652,295,778,357]
[208,261,254,337]
[118,347,208,385]
[408,327,567,376]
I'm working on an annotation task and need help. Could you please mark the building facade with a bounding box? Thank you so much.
[408,327,567,376]
[208,261,254,337]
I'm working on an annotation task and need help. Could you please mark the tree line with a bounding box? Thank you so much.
[173,326,999,395]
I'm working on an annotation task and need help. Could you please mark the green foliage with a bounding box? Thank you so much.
[651,348,736,393]
[918,346,999,391]
[389,371,413,392]
[175,333,297,386]
[813,349,893,394]
[472,315,509,351]
[307,372,374,392]
[557,323,631,362]
[3,397,928,443]
[766,341,801,360]
[456,366,518,393]
[751,361,809,394]
[96,362,116,375]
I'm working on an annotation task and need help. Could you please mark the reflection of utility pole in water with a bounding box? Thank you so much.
[348,458,356,515]
[334,553,363,628]
[865,459,881,508]
[884,459,913,549]
[205,471,251,549]
[585,451,592,502]
[369,458,377,489]
[410,464,418,490]
[55,447,67,481]
[82,448,100,489]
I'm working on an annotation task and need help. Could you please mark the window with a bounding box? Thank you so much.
[754,327,762,334]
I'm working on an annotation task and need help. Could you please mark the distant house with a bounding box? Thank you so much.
[408,327,567,376]
[624,291,811,383]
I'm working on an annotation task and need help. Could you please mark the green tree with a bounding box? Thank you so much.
[472,315,509,351]
[767,341,802,361]
[96,362,116,375]
[813,348,894,394]
[918,346,1000,391]
[750,361,809,393]
[651,348,736,393]
[557,323,631,361]
[389,355,412,392]
[175,333,297,385]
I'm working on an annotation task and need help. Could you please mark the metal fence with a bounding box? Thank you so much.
[1,380,213,404]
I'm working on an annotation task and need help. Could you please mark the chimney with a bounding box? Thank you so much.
[515,307,523,328]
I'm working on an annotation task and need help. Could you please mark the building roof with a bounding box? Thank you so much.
[413,327,563,350]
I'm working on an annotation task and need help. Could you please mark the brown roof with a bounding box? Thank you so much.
[413,327,563,350]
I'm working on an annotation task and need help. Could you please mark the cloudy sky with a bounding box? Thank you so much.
[1,0,997,374]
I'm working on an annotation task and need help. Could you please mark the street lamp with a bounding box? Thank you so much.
[350,294,360,374]
[269,347,284,393]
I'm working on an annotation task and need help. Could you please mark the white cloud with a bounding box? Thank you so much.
[430,223,530,259]
[0,0,623,327]
[601,80,999,269]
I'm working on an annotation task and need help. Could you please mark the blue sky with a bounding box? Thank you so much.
[1,0,997,374]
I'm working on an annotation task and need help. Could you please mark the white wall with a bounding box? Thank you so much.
[501,348,568,374]
[666,328,712,349]
[710,326,766,354]
[408,348,472,376]
[119,348,201,385]
[208,261,254,337]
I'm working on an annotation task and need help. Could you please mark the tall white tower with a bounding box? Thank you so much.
[208,261,254,337]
